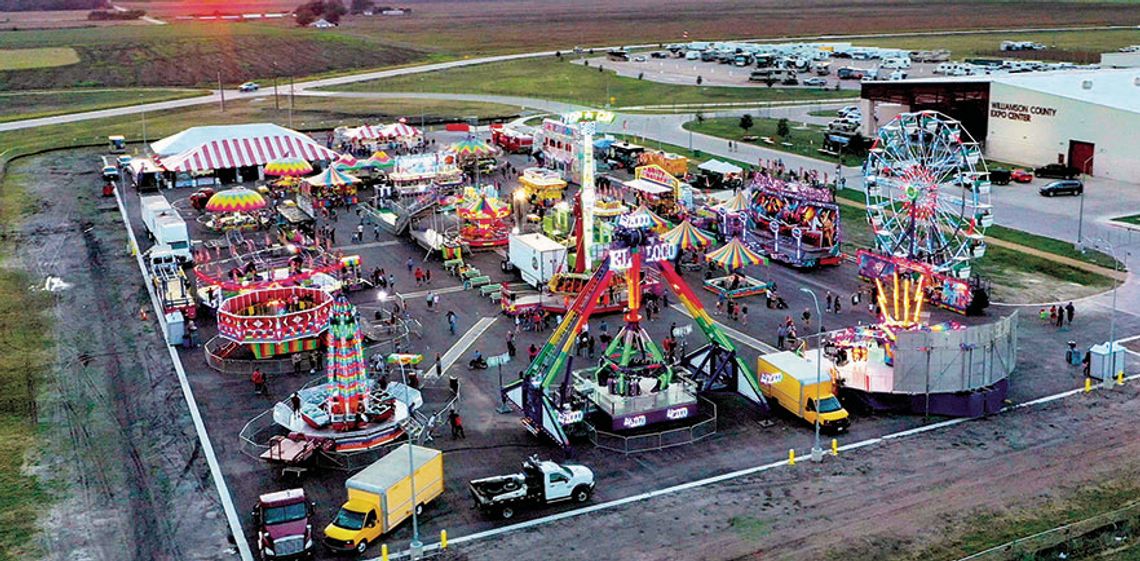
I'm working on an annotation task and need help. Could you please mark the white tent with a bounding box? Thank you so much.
[698,159,744,175]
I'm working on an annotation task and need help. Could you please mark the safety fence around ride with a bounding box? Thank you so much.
[585,396,718,454]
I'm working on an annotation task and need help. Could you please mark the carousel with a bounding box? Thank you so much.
[200,187,271,232]
[457,193,511,248]
[703,237,773,299]
[300,166,361,209]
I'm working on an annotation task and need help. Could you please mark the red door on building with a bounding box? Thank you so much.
[1068,140,1095,175]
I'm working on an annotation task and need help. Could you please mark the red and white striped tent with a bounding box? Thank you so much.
[151,123,340,173]
[382,122,421,138]
[345,124,384,140]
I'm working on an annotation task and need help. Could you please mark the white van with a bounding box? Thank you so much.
[881,57,911,69]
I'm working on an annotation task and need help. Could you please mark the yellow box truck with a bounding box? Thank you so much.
[323,444,443,555]
[758,351,850,432]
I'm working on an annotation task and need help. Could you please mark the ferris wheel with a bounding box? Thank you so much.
[863,110,992,279]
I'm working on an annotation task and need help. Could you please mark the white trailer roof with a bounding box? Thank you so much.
[347,444,440,495]
[511,233,566,253]
[760,351,834,384]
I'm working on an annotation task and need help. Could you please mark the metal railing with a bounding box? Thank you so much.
[586,396,718,455]
[204,336,321,375]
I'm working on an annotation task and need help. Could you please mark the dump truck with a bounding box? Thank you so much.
[251,488,316,560]
[323,445,443,555]
[757,351,850,432]
[469,456,594,519]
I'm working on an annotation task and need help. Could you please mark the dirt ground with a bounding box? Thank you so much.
[10,152,229,560]
[454,385,1140,561]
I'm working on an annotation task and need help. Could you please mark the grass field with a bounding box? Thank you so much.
[0,23,422,90]
[1112,214,1140,227]
[0,47,79,71]
[683,116,859,165]
[0,88,208,123]
[332,57,854,108]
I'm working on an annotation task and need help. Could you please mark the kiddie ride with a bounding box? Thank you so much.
[501,214,771,449]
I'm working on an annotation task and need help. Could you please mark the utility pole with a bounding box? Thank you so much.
[218,71,225,113]
[273,62,280,111]
[289,75,295,129]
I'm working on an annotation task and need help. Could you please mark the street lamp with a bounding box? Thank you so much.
[798,287,824,463]
[398,358,423,559]
[1075,153,1096,251]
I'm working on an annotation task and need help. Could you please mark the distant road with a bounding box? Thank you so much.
[0,24,1130,133]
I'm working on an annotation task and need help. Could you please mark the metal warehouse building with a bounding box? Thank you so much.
[861,69,1140,182]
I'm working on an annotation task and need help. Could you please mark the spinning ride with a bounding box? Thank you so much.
[863,110,991,279]
[502,215,769,449]
[202,187,270,232]
[217,286,334,358]
[269,297,415,452]
[750,175,842,268]
[457,194,511,248]
[703,237,772,299]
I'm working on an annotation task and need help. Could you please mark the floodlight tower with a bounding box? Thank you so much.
[563,109,615,272]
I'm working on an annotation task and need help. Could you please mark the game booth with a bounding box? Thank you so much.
[695,159,744,191]
[518,167,568,204]
[385,153,463,195]
[638,149,689,178]
[618,165,690,218]
[749,175,842,268]
[827,273,1015,417]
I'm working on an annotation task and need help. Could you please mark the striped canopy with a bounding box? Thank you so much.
[449,138,497,158]
[628,205,671,233]
[457,194,510,220]
[383,123,421,138]
[661,219,713,250]
[347,124,384,140]
[264,155,313,177]
[205,187,267,213]
[332,154,360,171]
[717,191,751,213]
[705,237,765,271]
[365,151,394,169]
[304,166,361,188]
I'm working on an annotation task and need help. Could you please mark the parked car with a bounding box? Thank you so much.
[802,77,828,87]
[989,169,1011,186]
[632,55,647,62]
[650,51,668,59]
[239,82,260,92]
[1034,163,1081,179]
[1010,169,1034,183]
[1039,180,1083,197]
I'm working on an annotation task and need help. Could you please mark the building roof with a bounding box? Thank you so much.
[151,123,340,173]
[993,68,1140,113]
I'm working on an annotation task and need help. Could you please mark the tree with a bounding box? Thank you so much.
[295,6,317,25]
[350,0,373,13]
[776,118,790,138]
[696,75,703,85]
[738,114,754,135]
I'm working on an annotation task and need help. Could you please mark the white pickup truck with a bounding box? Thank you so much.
[468,456,595,520]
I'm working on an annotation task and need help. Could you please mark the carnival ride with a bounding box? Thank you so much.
[216,286,335,359]
[702,237,773,300]
[457,193,512,248]
[266,296,416,453]
[193,235,346,310]
[749,175,842,268]
[200,187,271,232]
[501,217,769,448]
[518,167,568,203]
[863,110,991,279]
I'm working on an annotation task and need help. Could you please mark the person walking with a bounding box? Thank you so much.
[251,368,267,396]
[406,256,414,275]
[506,332,517,357]
[825,291,833,313]
[448,410,466,439]
[777,323,787,350]
[289,392,302,421]
[740,304,748,326]
[802,307,812,328]
[528,343,539,363]
[1056,307,1065,329]
[446,310,457,335]
[1066,302,1075,325]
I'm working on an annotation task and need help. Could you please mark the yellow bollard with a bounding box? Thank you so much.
[381,544,388,561]
[831,438,839,457]
[441,529,448,549]
[1085,377,1092,393]
[788,448,796,465]
[1118,371,1125,386]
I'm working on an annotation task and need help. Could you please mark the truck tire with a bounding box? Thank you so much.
[355,539,368,554]
[415,503,424,516]
[572,485,592,503]
[500,506,515,520]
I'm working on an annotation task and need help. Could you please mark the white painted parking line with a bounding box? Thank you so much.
[374,371,1140,560]
[669,304,778,353]
[439,316,499,375]
[397,285,468,300]
[114,188,254,561]
[333,239,402,251]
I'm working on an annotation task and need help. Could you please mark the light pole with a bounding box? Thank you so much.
[799,287,824,462]
[398,358,423,559]
[1093,238,1126,389]
[1075,153,1096,251]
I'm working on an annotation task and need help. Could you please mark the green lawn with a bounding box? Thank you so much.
[0,88,208,123]
[986,224,1124,271]
[683,116,862,166]
[1112,214,1140,227]
[328,57,857,108]
[0,47,79,71]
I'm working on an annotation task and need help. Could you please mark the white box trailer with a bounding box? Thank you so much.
[140,195,192,262]
[507,233,567,288]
